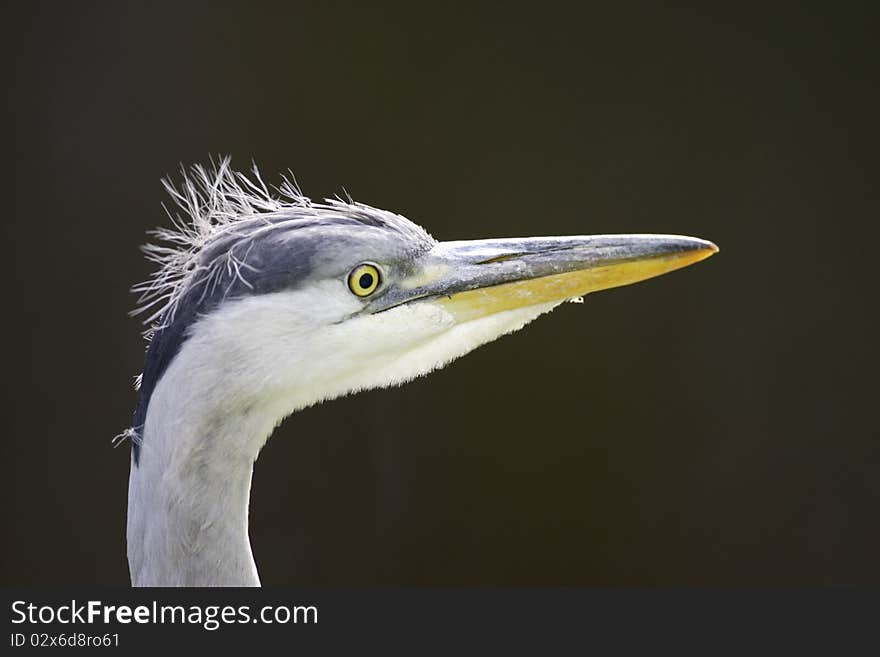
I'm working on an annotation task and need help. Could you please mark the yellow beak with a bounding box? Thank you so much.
[437,238,718,322]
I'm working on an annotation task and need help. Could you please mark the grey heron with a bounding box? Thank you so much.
[122,159,718,586]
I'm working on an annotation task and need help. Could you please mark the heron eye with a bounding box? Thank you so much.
[348,263,381,297]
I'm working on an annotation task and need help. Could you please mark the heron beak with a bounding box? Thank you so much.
[411,234,718,322]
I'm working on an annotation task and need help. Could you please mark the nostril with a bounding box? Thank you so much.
[475,253,525,265]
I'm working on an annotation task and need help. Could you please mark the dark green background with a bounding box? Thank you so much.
[3,2,878,585]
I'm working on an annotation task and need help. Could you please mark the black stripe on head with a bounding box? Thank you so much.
[130,221,321,464]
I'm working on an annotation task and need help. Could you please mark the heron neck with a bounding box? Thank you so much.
[126,357,279,586]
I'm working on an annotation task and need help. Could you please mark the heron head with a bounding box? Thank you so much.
[128,161,717,461]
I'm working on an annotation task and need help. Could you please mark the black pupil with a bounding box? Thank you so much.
[358,272,374,289]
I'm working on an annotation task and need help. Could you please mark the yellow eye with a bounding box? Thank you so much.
[348,263,381,297]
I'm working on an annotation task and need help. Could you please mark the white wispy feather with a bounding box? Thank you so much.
[130,156,310,331]
[130,157,427,335]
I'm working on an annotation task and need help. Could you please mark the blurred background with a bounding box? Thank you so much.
[3,2,878,585]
